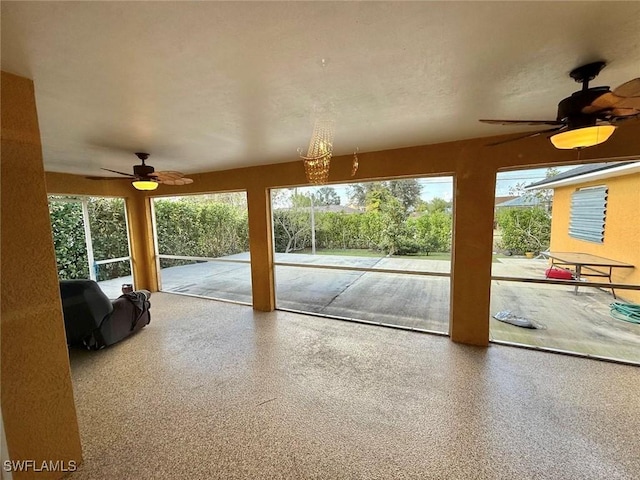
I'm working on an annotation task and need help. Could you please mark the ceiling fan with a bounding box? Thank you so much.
[480,61,640,149]
[87,152,194,190]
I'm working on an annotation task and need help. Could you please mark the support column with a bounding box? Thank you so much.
[247,186,275,311]
[1,71,83,478]
[126,193,159,292]
[449,158,497,346]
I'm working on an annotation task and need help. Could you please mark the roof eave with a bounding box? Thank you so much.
[526,161,640,190]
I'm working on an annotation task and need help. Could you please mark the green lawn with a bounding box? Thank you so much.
[299,248,384,258]
[393,253,452,260]
[298,248,502,262]
[299,248,452,260]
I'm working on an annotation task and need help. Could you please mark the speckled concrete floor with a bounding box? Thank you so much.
[68,293,640,479]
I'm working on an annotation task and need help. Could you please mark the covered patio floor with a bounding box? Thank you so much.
[99,253,640,363]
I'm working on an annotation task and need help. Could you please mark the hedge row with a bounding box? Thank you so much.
[154,200,249,258]
[49,198,130,281]
[273,208,452,255]
[50,198,454,283]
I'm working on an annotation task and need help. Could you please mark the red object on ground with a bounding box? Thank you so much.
[545,267,573,280]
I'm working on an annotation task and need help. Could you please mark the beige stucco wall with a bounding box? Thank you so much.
[1,72,83,478]
[550,172,640,303]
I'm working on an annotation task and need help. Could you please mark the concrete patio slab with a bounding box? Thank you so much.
[98,252,640,363]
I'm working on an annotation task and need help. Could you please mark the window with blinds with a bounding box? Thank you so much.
[569,186,607,243]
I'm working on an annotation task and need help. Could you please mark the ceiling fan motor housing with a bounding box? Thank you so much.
[556,87,610,127]
[133,163,155,178]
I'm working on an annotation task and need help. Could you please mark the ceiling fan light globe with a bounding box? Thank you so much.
[550,125,617,150]
[132,180,159,191]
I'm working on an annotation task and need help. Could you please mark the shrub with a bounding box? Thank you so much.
[154,199,249,258]
[414,210,452,254]
[272,208,311,253]
[49,200,89,279]
[496,207,550,254]
[88,198,130,280]
[49,197,132,280]
[395,238,421,255]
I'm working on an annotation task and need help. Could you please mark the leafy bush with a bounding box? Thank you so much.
[50,193,455,283]
[496,207,550,254]
[49,197,132,281]
[395,238,421,255]
[315,212,361,250]
[154,199,249,258]
[88,198,130,280]
[413,210,452,254]
[378,195,407,255]
[49,200,89,279]
[356,211,385,250]
[273,209,390,253]
[273,205,452,256]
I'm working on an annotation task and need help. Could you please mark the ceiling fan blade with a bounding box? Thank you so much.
[610,106,640,117]
[150,170,186,181]
[485,126,565,147]
[615,96,640,110]
[100,168,135,178]
[582,92,620,114]
[148,170,194,185]
[158,177,194,186]
[85,176,130,181]
[584,90,640,115]
[609,112,640,125]
[612,78,640,98]
[480,119,563,126]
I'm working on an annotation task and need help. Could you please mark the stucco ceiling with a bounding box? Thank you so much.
[2,1,640,176]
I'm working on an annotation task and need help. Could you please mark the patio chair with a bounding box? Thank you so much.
[59,279,151,349]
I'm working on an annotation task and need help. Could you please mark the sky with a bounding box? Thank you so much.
[494,166,576,197]
[288,165,578,205]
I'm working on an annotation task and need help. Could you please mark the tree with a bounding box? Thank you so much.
[348,182,383,208]
[272,209,311,253]
[202,192,247,209]
[314,187,341,206]
[424,197,451,214]
[387,179,422,212]
[496,207,551,254]
[290,192,312,208]
[271,189,292,209]
[349,179,422,214]
[379,196,407,255]
[508,167,559,212]
[364,184,394,213]
[358,211,385,250]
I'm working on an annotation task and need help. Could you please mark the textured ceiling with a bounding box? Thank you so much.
[2,1,640,176]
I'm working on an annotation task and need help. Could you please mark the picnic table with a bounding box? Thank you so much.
[541,251,634,298]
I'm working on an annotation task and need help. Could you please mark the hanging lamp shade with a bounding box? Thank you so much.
[132,179,159,191]
[550,125,617,149]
